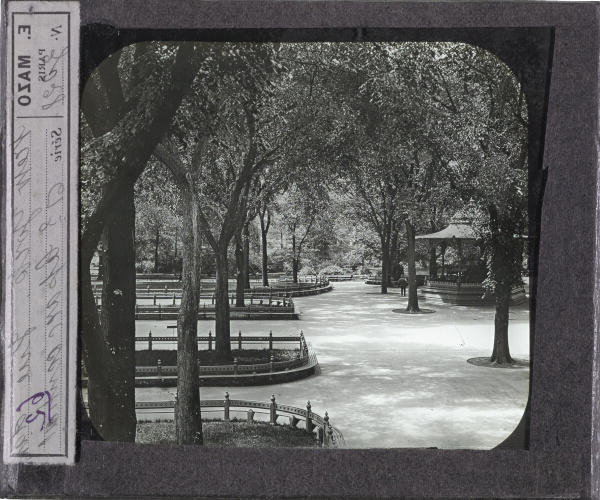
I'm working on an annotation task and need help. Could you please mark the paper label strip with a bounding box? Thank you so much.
[4,0,79,464]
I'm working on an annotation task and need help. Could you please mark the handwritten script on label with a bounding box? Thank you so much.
[4,1,78,464]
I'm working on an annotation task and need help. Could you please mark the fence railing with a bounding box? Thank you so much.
[97,294,298,320]
[114,279,329,294]
[277,275,328,284]
[136,352,308,377]
[263,282,333,297]
[95,291,294,306]
[134,392,345,448]
[136,330,308,353]
[91,279,328,294]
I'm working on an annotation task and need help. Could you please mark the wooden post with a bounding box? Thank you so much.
[317,426,324,443]
[238,330,242,350]
[224,391,230,421]
[269,330,273,351]
[270,394,277,424]
[148,330,153,351]
[306,401,313,433]
[323,412,330,447]
[208,330,213,351]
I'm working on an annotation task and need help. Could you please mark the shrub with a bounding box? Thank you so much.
[319,263,348,275]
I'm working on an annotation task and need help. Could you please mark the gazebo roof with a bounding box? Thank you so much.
[415,223,477,242]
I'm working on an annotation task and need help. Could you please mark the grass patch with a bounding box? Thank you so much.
[136,349,299,367]
[136,419,321,448]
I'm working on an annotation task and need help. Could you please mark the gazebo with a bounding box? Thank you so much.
[415,223,527,306]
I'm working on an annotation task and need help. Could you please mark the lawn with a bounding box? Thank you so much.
[136,419,321,448]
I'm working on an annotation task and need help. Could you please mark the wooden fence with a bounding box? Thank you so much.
[81,337,318,387]
[96,295,297,320]
[93,280,331,319]
[136,330,308,354]
[132,303,296,321]
[135,393,345,448]
[131,292,292,306]
[91,277,330,294]
[96,291,294,306]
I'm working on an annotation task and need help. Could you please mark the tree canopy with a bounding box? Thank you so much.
[80,40,530,442]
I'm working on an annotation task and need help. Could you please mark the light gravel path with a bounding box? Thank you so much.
[132,281,529,449]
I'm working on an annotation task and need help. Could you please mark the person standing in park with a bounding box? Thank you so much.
[399,277,407,297]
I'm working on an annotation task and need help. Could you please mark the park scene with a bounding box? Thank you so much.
[80,40,531,449]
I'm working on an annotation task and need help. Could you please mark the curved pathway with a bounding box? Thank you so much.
[133,281,529,449]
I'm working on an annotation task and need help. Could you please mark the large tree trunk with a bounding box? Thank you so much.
[405,220,420,313]
[292,258,299,284]
[176,194,203,444]
[153,226,160,273]
[235,235,245,307]
[380,235,389,295]
[97,245,105,281]
[260,210,270,287]
[82,271,114,441]
[390,230,399,282]
[214,251,233,363]
[292,233,299,284]
[488,203,515,365]
[490,278,513,364]
[81,43,202,440]
[95,186,137,442]
[243,222,251,289]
